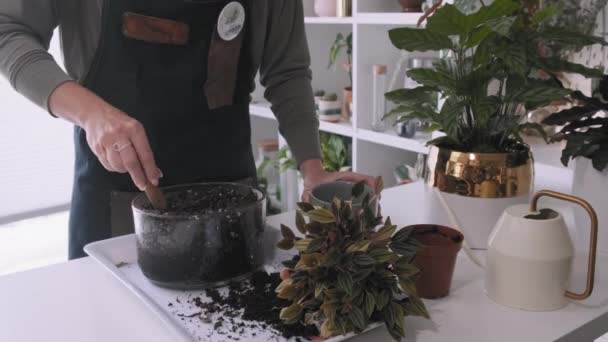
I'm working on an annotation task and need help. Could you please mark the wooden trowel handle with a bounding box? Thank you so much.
[145,183,167,210]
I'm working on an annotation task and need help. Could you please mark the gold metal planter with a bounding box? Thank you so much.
[336,0,352,17]
[426,145,534,198]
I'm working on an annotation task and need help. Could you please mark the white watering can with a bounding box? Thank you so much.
[435,189,599,311]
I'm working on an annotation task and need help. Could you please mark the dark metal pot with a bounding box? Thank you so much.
[132,183,266,289]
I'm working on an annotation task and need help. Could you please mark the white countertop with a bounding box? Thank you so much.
[1,182,607,342]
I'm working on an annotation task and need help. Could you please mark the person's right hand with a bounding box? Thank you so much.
[48,81,161,191]
[83,107,161,191]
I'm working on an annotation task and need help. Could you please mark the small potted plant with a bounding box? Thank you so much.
[314,89,326,112]
[318,93,342,122]
[276,178,430,341]
[384,0,606,248]
[320,132,352,172]
[543,75,608,254]
[329,32,353,121]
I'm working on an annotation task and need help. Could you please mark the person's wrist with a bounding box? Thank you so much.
[300,159,325,180]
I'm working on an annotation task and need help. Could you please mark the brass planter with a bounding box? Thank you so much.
[426,145,534,199]
[336,0,352,17]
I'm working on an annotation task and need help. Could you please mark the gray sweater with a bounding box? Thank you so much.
[0,0,321,165]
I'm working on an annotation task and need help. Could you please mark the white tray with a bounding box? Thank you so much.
[84,226,382,342]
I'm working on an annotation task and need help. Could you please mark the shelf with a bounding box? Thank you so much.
[249,102,274,120]
[355,12,424,25]
[249,102,354,137]
[358,128,429,154]
[304,16,354,25]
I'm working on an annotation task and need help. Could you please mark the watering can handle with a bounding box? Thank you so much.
[531,190,599,301]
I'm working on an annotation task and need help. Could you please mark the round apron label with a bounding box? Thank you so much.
[217,2,245,41]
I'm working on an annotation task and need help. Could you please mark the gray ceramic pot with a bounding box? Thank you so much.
[310,181,378,214]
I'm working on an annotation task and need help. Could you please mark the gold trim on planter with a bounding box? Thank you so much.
[426,145,534,198]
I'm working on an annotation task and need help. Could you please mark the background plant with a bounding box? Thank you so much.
[320,132,352,172]
[328,32,353,87]
[543,75,608,171]
[276,179,429,341]
[385,0,606,153]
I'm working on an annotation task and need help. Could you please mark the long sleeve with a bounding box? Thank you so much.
[0,0,72,112]
[259,0,322,166]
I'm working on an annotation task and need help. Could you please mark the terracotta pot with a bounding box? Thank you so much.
[411,224,463,299]
[398,0,424,12]
[314,0,337,17]
[342,87,352,121]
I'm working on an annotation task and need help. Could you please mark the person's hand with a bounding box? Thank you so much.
[49,82,161,190]
[82,106,161,190]
[300,159,376,202]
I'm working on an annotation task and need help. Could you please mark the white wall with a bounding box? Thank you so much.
[0,33,74,220]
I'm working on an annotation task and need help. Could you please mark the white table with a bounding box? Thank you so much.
[1,182,607,342]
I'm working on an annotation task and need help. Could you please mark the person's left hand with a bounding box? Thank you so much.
[300,159,376,202]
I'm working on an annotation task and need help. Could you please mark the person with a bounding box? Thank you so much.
[0,0,374,259]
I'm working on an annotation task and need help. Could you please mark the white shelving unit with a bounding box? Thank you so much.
[248,0,572,198]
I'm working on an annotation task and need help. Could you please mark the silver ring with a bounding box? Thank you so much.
[112,142,132,152]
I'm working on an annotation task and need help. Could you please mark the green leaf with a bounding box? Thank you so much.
[369,248,396,263]
[307,238,326,253]
[352,266,374,282]
[531,4,558,26]
[321,248,341,267]
[389,239,422,256]
[352,252,377,266]
[346,240,372,253]
[375,290,390,311]
[469,0,520,26]
[297,202,315,212]
[295,211,307,234]
[392,226,414,243]
[304,208,336,223]
[348,306,367,332]
[404,296,430,319]
[364,291,376,318]
[395,263,420,279]
[382,301,396,328]
[294,239,312,252]
[485,16,516,37]
[535,58,604,79]
[337,272,354,295]
[495,45,526,77]
[539,26,608,47]
[399,278,419,296]
[373,225,397,242]
[385,86,438,104]
[276,238,294,250]
[473,32,494,66]
[426,4,470,35]
[511,82,570,109]
[280,303,303,324]
[306,221,325,235]
[281,224,296,240]
[407,68,453,90]
[389,27,453,52]
[374,176,384,195]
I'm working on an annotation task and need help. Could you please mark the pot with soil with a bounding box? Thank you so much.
[132,183,266,289]
[410,224,463,299]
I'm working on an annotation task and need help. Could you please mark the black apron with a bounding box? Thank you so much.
[68,0,255,259]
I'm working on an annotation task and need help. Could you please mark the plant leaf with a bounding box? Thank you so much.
[276,238,294,250]
[364,291,376,318]
[375,290,390,311]
[297,202,315,212]
[281,224,296,240]
[373,225,397,242]
[404,296,430,319]
[304,208,336,223]
[389,239,422,257]
[295,211,307,234]
[485,16,516,37]
[306,238,326,253]
[426,4,470,35]
[352,252,377,266]
[369,248,396,263]
[348,306,367,332]
[347,240,372,253]
[392,226,414,243]
[321,248,341,267]
[279,303,303,324]
[294,239,312,252]
[337,272,354,296]
[389,27,453,52]
[531,4,558,26]
[374,176,384,195]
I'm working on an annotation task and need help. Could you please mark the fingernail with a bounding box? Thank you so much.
[139,184,147,191]
[150,178,159,186]
[157,168,164,178]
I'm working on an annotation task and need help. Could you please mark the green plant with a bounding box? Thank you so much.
[329,32,353,86]
[321,93,339,102]
[543,75,608,171]
[314,90,327,97]
[320,132,351,173]
[385,0,606,153]
[276,178,429,341]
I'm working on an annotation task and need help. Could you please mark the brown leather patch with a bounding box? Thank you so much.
[122,12,189,45]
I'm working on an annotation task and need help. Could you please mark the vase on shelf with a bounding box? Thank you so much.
[371,64,387,132]
[314,0,337,17]
[342,87,352,121]
[398,0,424,12]
[336,0,352,17]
